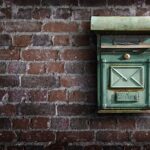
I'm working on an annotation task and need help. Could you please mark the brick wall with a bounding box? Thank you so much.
[0,0,150,149]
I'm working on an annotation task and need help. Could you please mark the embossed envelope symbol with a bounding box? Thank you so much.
[110,66,144,88]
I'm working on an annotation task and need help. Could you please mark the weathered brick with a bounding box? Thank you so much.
[0,118,11,129]
[0,34,12,46]
[13,35,32,47]
[73,9,91,20]
[42,0,78,6]
[18,131,55,142]
[124,146,141,150]
[60,75,96,88]
[136,118,150,129]
[5,22,41,32]
[27,63,45,74]
[12,118,30,129]
[0,104,16,116]
[103,146,124,150]
[22,49,58,61]
[21,76,57,88]
[84,145,102,150]
[56,131,94,142]
[0,131,16,142]
[53,35,70,46]
[61,49,96,61]
[18,103,55,116]
[93,8,115,16]
[96,131,130,142]
[65,62,84,74]
[57,104,96,116]
[0,75,19,87]
[43,22,78,32]
[80,22,90,32]
[0,62,6,73]
[54,8,72,19]
[7,146,26,150]
[13,8,32,19]
[32,8,51,19]
[48,89,67,102]
[136,8,149,16]
[117,117,135,129]
[51,117,69,130]
[31,117,49,129]
[32,34,51,46]
[0,49,20,60]
[7,62,26,74]
[0,8,11,19]
[70,118,89,129]
[28,90,47,102]
[68,90,96,103]
[85,62,96,74]
[13,0,41,6]
[68,146,83,150]
[46,62,64,73]
[90,117,117,129]
[133,131,150,142]
[79,0,106,6]
[146,0,150,4]
[108,0,135,6]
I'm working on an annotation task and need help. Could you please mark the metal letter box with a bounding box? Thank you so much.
[91,16,150,113]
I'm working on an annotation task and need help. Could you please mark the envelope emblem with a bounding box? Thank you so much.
[110,66,144,88]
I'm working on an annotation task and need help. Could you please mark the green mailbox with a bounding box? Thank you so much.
[91,16,150,113]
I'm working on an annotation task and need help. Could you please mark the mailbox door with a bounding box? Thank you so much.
[98,53,150,109]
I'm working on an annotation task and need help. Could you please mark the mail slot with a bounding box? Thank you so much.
[91,16,150,113]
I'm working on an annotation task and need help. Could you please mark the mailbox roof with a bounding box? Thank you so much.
[91,16,150,31]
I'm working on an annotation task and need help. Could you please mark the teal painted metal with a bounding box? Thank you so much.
[91,16,150,31]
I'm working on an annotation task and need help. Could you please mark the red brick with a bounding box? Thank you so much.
[48,89,67,101]
[136,8,148,16]
[22,49,58,61]
[90,117,117,129]
[19,103,55,116]
[0,104,16,116]
[117,117,135,129]
[72,34,91,46]
[79,0,106,6]
[5,21,41,32]
[85,62,96,74]
[7,62,26,74]
[70,118,89,129]
[14,8,32,19]
[0,8,11,19]
[57,131,94,142]
[68,90,96,103]
[0,62,6,73]
[84,145,102,150]
[0,75,19,87]
[0,34,12,46]
[21,76,57,88]
[146,0,150,4]
[13,35,32,47]
[28,90,47,102]
[31,117,49,129]
[65,62,84,74]
[73,9,91,20]
[53,35,70,46]
[136,118,150,129]
[0,131,16,142]
[57,104,95,116]
[108,0,135,6]
[96,131,130,142]
[54,8,71,19]
[18,131,55,142]
[7,146,26,150]
[133,131,150,142]
[27,63,45,74]
[46,62,64,73]
[32,8,51,19]
[43,22,78,32]
[0,118,11,129]
[80,22,90,32]
[124,146,141,150]
[61,49,96,61]
[60,75,96,88]
[12,118,30,129]
[0,49,20,60]
[51,117,69,130]
[93,8,115,16]
[13,0,41,6]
